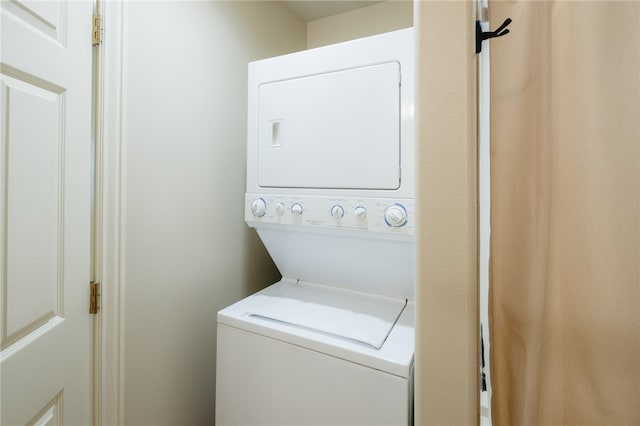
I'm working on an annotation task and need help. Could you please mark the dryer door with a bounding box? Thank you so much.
[257,62,401,190]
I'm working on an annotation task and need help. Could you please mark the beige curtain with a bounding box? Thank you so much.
[489,1,640,425]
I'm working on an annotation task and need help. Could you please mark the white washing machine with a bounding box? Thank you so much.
[216,28,415,426]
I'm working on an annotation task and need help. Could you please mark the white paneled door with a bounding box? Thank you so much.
[1,1,93,425]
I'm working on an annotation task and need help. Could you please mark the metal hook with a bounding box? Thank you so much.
[476,17,512,54]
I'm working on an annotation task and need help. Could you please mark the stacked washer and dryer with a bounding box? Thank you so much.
[216,28,415,426]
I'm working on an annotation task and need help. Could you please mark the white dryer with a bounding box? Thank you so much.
[216,28,415,426]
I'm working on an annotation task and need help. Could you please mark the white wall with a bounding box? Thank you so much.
[122,2,305,424]
[307,1,413,48]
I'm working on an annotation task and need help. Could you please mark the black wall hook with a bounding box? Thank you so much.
[476,17,512,53]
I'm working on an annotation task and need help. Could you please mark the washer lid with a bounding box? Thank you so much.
[248,282,406,349]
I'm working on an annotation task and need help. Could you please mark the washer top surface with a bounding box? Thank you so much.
[247,281,406,349]
[218,279,415,378]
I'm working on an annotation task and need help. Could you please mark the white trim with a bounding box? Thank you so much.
[92,0,104,423]
[100,1,126,424]
[478,0,492,424]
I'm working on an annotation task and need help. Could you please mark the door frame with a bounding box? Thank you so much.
[95,1,126,424]
[95,3,484,425]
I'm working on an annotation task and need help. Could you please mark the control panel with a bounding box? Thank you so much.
[245,194,415,236]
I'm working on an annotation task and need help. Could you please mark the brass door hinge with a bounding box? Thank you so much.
[92,14,102,46]
[90,282,101,314]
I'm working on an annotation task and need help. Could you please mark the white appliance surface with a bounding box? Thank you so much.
[218,279,414,378]
[216,323,412,426]
[245,194,415,237]
[246,27,414,200]
[247,280,406,349]
[216,28,415,426]
[257,61,401,190]
[253,226,414,300]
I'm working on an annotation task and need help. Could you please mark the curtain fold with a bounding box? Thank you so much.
[489,2,640,425]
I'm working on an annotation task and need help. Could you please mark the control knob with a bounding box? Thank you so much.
[330,205,344,219]
[251,198,267,217]
[291,203,303,215]
[275,202,285,216]
[384,204,408,227]
[354,206,367,220]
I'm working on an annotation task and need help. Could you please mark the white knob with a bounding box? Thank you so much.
[384,204,408,227]
[251,198,267,217]
[275,202,285,216]
[354,206,367,220]
[291,203,303,215]
[331,205,344,219]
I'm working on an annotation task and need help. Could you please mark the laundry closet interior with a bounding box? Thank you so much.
[98,0,482,424]
[117,2,423,425]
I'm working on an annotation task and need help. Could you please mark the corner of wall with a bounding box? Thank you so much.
[306,1,413,48]
[414,0,479,424]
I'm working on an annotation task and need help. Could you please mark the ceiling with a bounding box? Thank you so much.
[282,1,384,21]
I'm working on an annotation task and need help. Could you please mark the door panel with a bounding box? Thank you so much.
[2,72,63,350]
[1,0,93,424]
[28,392,62,426]
[2,0,65,44]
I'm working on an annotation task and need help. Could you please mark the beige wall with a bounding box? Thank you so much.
[415,1,478,425]
[307,1,413,48]
[122,2,305,424]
